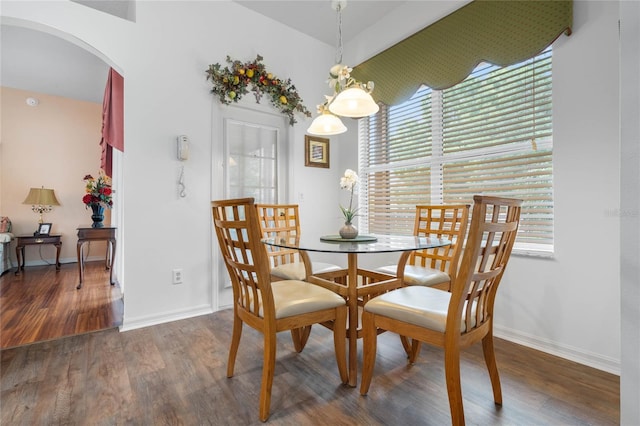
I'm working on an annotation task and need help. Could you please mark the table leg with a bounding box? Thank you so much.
[109,238,116,285]
[76,241,85,289]
[105,244,110,270]
[347,252,358,387]
[15,246,24,275]
[54,242,62,271]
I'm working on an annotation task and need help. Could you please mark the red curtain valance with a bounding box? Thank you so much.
[100,68,124,176]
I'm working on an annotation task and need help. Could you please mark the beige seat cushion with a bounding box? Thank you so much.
[363,286,475,333]
[377,264,450,287]
[271,261,341,281]
[258,280,346,319]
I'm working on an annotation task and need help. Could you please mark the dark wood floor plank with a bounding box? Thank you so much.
[1,312,620,424]
[49,336,88,424]
[0,379,40,424]
[83,331,133,423]
[0,265,620,425]
[121,328,167,378]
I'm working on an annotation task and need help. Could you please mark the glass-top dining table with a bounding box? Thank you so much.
[262,233,451,387]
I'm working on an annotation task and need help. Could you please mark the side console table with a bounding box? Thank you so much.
[76,226,117,289]
[15,234,62,275]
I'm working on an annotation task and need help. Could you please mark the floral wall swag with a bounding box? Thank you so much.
[206,55,311,126]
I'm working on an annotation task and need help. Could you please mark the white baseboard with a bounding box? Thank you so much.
[120,304,214,332]
[494,324,620,375]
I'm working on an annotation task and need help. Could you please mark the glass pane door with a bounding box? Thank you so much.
[215,107,288,309]
[225,120,278,203]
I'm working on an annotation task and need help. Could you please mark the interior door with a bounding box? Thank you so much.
[214,106,288,308]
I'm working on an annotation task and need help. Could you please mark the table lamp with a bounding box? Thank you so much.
[23,186,60,224]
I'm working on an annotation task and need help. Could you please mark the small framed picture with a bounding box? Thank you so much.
[37,223,51,236]
[305,135,330,168]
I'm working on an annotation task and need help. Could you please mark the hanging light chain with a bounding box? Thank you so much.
[306,0,379,134]
[335,1,343,65]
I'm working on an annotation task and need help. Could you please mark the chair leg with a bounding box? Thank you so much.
[291,326,312,353]
[399,336,423,364]
[444,344,465,426]
[359,311,377,395]
[259,331,277,422]
[227,312,243,378]
[409,339,423,364]
[399,335,412,357]
[482,332,503,405]
[333,307,348,384]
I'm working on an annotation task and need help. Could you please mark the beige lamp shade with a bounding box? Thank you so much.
[23,187,60,206]
[23,187,60,223]
[328,87,380,118]
[307,111,347,136]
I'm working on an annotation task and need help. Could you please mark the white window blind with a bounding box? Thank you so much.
[359,47,553,252]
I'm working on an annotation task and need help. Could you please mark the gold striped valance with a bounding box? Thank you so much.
[351,0,572,106]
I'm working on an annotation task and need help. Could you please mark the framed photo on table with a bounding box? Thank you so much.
[36,223,51,236]
[305,135,330,168]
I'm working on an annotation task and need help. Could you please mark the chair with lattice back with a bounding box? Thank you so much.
[376,204,470,361]
[377,204,470,291]
[212,197,348,422]
[256,203,341,281]
[360,195,522,426]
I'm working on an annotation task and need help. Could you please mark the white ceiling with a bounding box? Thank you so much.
[0,25,111,103]
[71,0,135,21]
[0,0,407,103]
[235,1,407,46]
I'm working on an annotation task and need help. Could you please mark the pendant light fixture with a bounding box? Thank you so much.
[307,0,379,136]
[306,110,348,135]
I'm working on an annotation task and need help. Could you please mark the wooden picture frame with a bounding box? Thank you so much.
[37,223,51,236]
[304,135,330,168]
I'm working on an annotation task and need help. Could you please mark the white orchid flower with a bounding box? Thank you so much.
[339,168,359,223]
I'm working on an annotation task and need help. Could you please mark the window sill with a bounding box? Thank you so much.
[512,244,554,259]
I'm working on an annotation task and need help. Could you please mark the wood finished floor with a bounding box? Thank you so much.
[0,261,123,350]
[1,309,619,424]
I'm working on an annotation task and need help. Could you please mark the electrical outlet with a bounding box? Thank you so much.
[172,268,183,284]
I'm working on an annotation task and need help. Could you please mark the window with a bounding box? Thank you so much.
[359,47,553,254]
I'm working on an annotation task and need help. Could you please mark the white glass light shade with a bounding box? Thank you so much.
[328,87,380,118]
[306,112,347,136]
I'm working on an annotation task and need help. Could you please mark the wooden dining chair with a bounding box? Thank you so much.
[360,195,522,426]
[256,203,341,281]
[377,204,470,291]
[377,204,469,361]
[212,198,348,422]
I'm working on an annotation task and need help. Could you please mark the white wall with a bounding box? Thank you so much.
[620,0,640,423]
[501,1,621,372]
[2,0,632,401]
